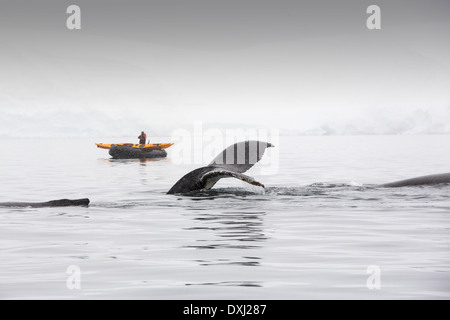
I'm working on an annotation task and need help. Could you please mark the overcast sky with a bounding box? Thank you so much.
[1,0,449,136]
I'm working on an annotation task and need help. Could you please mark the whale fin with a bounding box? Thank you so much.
[201,169,265,190]
[209,140,273,174]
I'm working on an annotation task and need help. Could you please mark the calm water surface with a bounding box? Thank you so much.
[1,135,450,299]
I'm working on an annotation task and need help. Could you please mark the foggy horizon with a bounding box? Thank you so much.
[1,0,450,137]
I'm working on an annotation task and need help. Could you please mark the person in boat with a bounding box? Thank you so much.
[138,131,147,144]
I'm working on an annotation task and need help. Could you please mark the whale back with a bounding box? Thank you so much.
[380,173,450,188]
[0,198,90,208]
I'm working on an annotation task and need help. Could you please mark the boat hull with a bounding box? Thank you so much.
[109,145,168,159]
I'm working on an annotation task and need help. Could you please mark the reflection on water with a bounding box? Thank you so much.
[184,209,267,269]
[185,220,265,287]
[173,191,269,288]
[97,157,171,166]
[96,157,172,186]
[194,259,261,267]
[185,281,262,288]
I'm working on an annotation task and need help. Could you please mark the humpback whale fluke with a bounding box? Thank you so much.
[0,198,90,208]
[167,141,273,194]
[379,173,450,188]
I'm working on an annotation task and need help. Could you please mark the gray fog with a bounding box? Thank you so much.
[1,0,449,136]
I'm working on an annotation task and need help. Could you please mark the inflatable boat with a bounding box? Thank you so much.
[96,142,173,159]
[96,142,174,150]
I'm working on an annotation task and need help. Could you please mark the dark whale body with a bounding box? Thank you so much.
[0,198,90,208]
[379,173,450,188]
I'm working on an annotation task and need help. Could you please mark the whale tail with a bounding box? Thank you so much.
[167,141,273,194]
[201,169,265,190]
[209,140,273,173]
